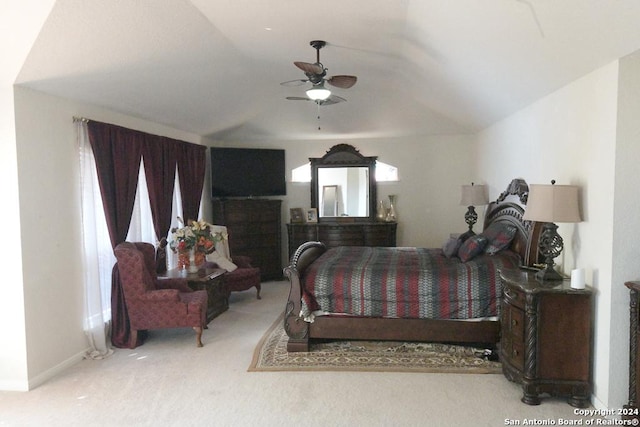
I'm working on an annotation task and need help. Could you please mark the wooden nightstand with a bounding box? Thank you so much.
[499,268,592,407]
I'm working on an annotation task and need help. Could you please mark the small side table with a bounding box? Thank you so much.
[499,268,593,407]
[160,267,227,324]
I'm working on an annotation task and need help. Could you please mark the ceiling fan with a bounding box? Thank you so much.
[282,40,357,105]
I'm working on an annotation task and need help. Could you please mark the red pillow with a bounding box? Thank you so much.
[457,235,488,262]
[482,223,517,255]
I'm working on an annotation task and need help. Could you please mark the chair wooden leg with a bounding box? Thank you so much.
[194,326,203,347]
[256,284,261,300]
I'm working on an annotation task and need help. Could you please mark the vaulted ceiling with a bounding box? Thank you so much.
[16,0,640,141]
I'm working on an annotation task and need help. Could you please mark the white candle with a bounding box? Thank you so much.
[571,268,585,289]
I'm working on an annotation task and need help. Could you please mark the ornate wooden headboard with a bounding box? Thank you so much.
[484,178,542,267]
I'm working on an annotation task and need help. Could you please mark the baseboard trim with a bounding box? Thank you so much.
[27,347,89,390]
[0,379,29,392]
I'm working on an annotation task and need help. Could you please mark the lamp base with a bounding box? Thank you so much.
[460,206,478,242]
[459,229,476,242]
[535,222,565,282]
[535,264,563,282]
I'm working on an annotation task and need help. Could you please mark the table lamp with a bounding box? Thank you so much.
[523,180,581,281]
[460,182,489,240]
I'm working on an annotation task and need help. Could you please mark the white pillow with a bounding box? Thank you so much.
[206,251,238,272]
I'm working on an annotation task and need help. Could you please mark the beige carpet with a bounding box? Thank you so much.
[249,315,503,374]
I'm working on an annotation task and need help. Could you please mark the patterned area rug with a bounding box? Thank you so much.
[248,315,502,374]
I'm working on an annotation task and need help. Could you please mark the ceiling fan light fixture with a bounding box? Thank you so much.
[306,84,331,101]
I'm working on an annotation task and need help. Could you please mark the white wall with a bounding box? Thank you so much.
[0,0,56,392]
[476,62,622,409]
[209,134,477,265]
[612,50,640,410]
[10,86,204,390]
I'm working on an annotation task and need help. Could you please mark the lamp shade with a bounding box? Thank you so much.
[306,84,331,101]
[523,183,581,223]
[460,184,489,206]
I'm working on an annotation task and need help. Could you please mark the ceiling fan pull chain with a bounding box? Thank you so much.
[317,102,321,130]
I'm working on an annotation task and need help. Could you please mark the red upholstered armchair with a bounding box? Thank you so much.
[114,242,208,348]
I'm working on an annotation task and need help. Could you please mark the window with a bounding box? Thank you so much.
[291,160,399,183]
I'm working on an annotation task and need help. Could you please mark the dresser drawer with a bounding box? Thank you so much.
[363,225,396,246]
[507,304,525,340]
[503,283,525,310]
[510,341,525,371]
[229,223,280,237]
[501,329,525,371]
[286,222,397,259]
[501,299,525,371]
[213,200,280,223]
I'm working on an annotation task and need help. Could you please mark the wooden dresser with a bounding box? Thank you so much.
[499,268,592,407]
[286,221,397,259]
[211,199,282,281]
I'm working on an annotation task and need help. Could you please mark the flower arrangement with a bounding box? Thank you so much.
[169,218,227,270]
[169,218,227,254]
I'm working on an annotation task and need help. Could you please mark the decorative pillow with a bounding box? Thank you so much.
[442,237,462,258]
[482,222,517,255]
[457,235,488,262]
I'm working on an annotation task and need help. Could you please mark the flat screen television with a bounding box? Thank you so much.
[210,147,286,198]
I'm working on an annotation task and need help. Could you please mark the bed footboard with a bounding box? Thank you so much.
[283,241,327,351]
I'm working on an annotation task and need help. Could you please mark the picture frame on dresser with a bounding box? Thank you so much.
[290,208,304,224]
[306,208,318,223]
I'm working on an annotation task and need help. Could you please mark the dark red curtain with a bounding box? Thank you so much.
[176,143,207,223]
[142,136,178,273]
[88,121,144,348]
[88,122,143,248]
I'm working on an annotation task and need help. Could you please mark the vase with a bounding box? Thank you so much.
[376,200,386,221]
[187,248,199,273]
[386,195,397,222]
[177,249,190,270]
[194,250,206,268]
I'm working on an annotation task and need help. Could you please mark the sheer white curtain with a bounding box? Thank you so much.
[77,119,114,359]
[167,174,185,269]
[127,162,159,244]
[127,163,187,269]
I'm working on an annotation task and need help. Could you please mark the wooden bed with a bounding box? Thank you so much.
[283,178,542,352]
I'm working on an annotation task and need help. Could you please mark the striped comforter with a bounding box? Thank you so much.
[300,246,520,321]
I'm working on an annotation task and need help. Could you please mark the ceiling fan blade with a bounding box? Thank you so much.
[285,95,346,106]
[280,79,309,87]
[327,75,357,89]
[321,95,347,105]
[294,61,324,75]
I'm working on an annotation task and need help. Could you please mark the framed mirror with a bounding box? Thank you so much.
[310,144,377,221]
